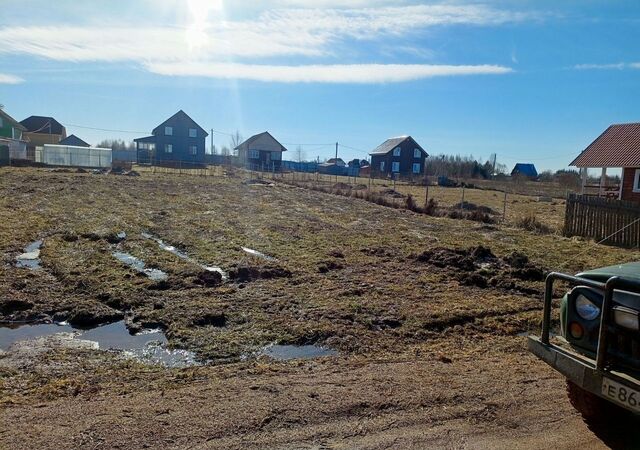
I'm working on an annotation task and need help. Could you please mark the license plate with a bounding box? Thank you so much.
[601,377,640,413]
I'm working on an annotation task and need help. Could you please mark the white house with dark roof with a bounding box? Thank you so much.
[369,136,428,179]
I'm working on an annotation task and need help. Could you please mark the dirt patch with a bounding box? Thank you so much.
[193,270,223,287]
[318,261,344,273]
[228,265,292,282]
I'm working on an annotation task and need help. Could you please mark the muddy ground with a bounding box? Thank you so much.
[1,168,639,449]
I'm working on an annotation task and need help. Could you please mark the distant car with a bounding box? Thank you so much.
[528,263,640,422]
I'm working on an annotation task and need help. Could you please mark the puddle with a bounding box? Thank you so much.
[0,321,197,367]
[113,251,168,281]
[16,240,43,269]
[241,247,277,262]
[142,232,227,279]
[261,344,337,360]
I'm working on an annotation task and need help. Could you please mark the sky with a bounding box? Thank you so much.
[0,0,639,171]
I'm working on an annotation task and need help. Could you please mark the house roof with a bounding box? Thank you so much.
[370,136,427,156]
[571,123,640,168]
[511,163,538,177]
[133,135,156,143]
[20,116,65,135]
[151,110,208,137]
[326,158,345,165]
[234,131,287,152]
[0,109,26,131]
[59,134,90,147]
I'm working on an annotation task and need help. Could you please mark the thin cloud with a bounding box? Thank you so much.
[0,73,24,84]
[573,62,627,70]
[146,62,513,83]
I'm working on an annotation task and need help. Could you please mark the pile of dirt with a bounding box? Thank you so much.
[417,246,547,294]
[228,264,292,282]
[318,261,344,273]
[193,270,223,287]
[380,189,406,198]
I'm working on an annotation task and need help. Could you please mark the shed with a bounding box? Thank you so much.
[511,163,538,179]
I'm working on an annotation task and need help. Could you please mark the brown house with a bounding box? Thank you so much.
[571,122,640,203]
[369,136,428,179]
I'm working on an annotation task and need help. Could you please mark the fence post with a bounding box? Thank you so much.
[460,186,465,208]
[503,191,508,220]
[424,183,429,208]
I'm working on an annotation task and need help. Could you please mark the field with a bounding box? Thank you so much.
[1,167,638,449]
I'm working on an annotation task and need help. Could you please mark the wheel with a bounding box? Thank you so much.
[566,380,609,423]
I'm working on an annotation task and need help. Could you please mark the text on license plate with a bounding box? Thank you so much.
[602,377,640,413]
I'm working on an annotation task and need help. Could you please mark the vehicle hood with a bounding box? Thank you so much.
[577,262,640,283]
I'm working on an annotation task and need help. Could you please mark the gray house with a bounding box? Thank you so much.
[235,132,287,171]
[370,136,428,179]
[134,110,208,167]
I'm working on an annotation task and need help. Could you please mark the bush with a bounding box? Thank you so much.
[515,214,553,234]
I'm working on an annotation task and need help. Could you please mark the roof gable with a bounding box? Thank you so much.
[0,109,26,131]
[571,123,640,168]
[235,131,287,152]
[20,115,65,135]
[151,110,208,137]
[511,163,538,176]
[59,134,90,147]
[370,136,427,156]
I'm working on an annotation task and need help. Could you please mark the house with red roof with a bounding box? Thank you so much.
[571,122,640,203]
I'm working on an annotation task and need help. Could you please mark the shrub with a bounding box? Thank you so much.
[515,214,553,234]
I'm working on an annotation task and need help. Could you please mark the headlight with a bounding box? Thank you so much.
[575,294,600,321]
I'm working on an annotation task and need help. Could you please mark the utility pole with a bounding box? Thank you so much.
[335,142,339,183]
[210,129,214,155]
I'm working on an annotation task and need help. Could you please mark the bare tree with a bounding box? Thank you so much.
[230,130,243,156]
[295,145,305,163]
[221,145,230,156]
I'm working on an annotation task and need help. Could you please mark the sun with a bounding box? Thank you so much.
[185,0,224,52]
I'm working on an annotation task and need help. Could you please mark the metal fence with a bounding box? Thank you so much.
[564,194,640,248]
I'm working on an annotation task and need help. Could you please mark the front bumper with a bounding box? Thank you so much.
[528,335,640,414]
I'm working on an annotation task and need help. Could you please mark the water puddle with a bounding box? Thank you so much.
[261,344,337,360]
[113,251,168,281]
[0,321,197,367]
[241,247,277,262]
[16,240,43,269]
[142,232,227,279]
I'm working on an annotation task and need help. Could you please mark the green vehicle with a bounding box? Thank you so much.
[528,263,640,422]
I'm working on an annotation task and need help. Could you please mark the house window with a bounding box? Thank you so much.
[165,144,173,153]
[189,128,197,138]
[189,145,198,155]
[165,126,173,136]
[393,147,401,156]
[634,169,640,193]
[414,148,421,158]
[412,163,421,174]
[380,161,385,171]
[249,149,260,159]
[271,151,281,161]
[392,161,400,172]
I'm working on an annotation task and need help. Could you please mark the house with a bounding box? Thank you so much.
[235,132,287,171]
[134,110,208,167]
[571,122,640,202]
[0,108,27,161]
[369,136,428,179]
[511,163,538,179]
[326,158,345,167]
[59,134,90,147]
[20,116,67,160]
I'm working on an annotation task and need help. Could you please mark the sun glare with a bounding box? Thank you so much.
[185,0,223,52]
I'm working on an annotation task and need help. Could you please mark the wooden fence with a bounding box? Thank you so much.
[564,194,640,248]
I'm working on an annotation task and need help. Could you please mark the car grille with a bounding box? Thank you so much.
[608,330,640,370]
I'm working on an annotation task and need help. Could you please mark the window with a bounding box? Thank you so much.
[634,169,640,193]
[189,128,197,138]
[249,149,260,159]
[165,144,173,153]
[271,151,282,161]
[165,126,173,136]
[393,147,401,156]
[414,148,421,158]
[412,163,421,174]
[392,161,400,172]
[189,145,198,155]
[380,161,385,171]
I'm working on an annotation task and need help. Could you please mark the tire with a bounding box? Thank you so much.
[566,380,628,425]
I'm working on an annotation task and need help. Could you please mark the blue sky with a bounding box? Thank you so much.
[0,0,639,170]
